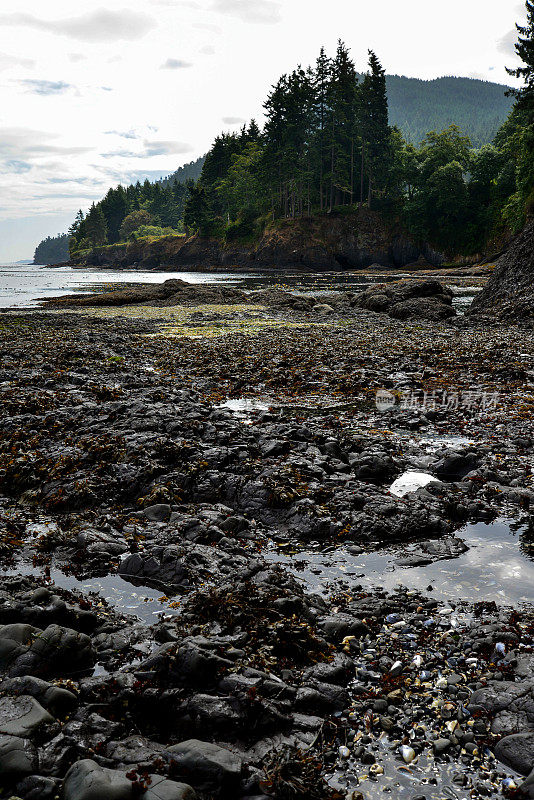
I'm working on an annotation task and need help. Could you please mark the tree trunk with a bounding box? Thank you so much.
[360,141,365,208]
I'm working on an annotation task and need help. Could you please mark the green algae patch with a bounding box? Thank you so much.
[55,303,331,339]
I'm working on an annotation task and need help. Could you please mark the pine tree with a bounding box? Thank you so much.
[84,204,108,247]
[506,0,534,122]
[311,47,333,210]
[328,40,358,208]
[359,51,390,207]
[100,187,127,243]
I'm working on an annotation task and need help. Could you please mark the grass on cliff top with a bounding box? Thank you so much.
[62,303,332,339]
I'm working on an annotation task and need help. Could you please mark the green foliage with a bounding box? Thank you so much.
[66,10,531,261]
[158,155,206,189]
[84,204,108,247]
[506,0,534,122]
[33,233,70,264]
[130,225,181,240]
[119,210,153,240]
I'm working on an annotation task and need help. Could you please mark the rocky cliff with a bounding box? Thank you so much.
[71,209,444,271]
[470,218,534,318]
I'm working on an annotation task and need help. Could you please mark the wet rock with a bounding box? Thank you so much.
[166,739,242,795]
[0,677,77,717]
[15,775,60,800]
[469,681,534,735]
[119,549,189,591]
[494,732,534,776]
[63,759,196,800]
[0,696,54,737]
[318,613,369,641]
[0,734,37,777]
[143,504,172,522]
[433,450,480,481]
[353,279,455,320]
[433,737,452,755]
[0,623,94,678]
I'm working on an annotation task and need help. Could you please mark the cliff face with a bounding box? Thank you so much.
[72,209,444,271]
[470,219,534,318]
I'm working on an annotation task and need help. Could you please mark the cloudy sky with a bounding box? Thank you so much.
[0,0,526,260]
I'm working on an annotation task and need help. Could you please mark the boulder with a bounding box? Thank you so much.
[0,696,54,737]
[352,279,455,321]
[0,676,77,716]
[470,218,534,318]
[0,623,94,678]
[167,739,242,795]
[0,734,37,777]
[63,759,196,800]
[495,733,534,776]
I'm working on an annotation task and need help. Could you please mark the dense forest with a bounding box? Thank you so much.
[33,233,70,265]
[384,75,513,147]
[67,3,533,260]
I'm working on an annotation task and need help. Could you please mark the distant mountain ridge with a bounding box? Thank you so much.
[382,75,514,146]
[158,156,206,189]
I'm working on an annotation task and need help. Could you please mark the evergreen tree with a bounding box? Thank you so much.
[328,41,358,208]
[311,47,333,210]
[506,0,534,121]
[359,51,390,206]
[84,204,108,247]
[100,187,127,243]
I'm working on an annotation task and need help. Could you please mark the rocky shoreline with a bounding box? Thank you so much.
[1,280,534,799]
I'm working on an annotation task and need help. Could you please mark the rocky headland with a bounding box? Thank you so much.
[68,210,447,272]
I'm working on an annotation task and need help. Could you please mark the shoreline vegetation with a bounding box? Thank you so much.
[39,43,531,272]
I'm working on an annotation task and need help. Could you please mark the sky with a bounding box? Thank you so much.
[0,0,527,261]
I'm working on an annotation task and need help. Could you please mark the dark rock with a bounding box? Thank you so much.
[0,676,77,717]
[0,623,94,678]
[495,732,534,776]
[166,739,242,795]
[471,218,534,318]
[0,734,37,777]
[0,696,54,737]
[63,759,197,800]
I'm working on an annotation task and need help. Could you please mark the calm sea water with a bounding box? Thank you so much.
[0,263,387,309]
[0,264,248,309]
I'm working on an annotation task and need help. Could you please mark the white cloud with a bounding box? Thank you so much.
[0,52,35,70]
[0,127,93,160]
[222,116,246,124]
[211,0,281,24]
[161,58,193,69]
[143,140,193,156]
[497,28,519,57]
[19,79,74,95]
[0,9,157,42]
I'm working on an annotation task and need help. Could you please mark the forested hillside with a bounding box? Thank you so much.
[67,39,531,261]
[385,75,513,146]
[33,233,70,265]
[158,155,206,189]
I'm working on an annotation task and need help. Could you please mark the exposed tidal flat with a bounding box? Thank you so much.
[1,271,534,800]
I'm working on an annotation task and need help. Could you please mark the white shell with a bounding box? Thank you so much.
[399,745,416,763]
[412,654,423,667]
[338,746,350,759]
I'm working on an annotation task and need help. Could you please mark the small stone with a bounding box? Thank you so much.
[433,738,451,756]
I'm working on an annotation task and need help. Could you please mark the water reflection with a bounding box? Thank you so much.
[266,519,534,606]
